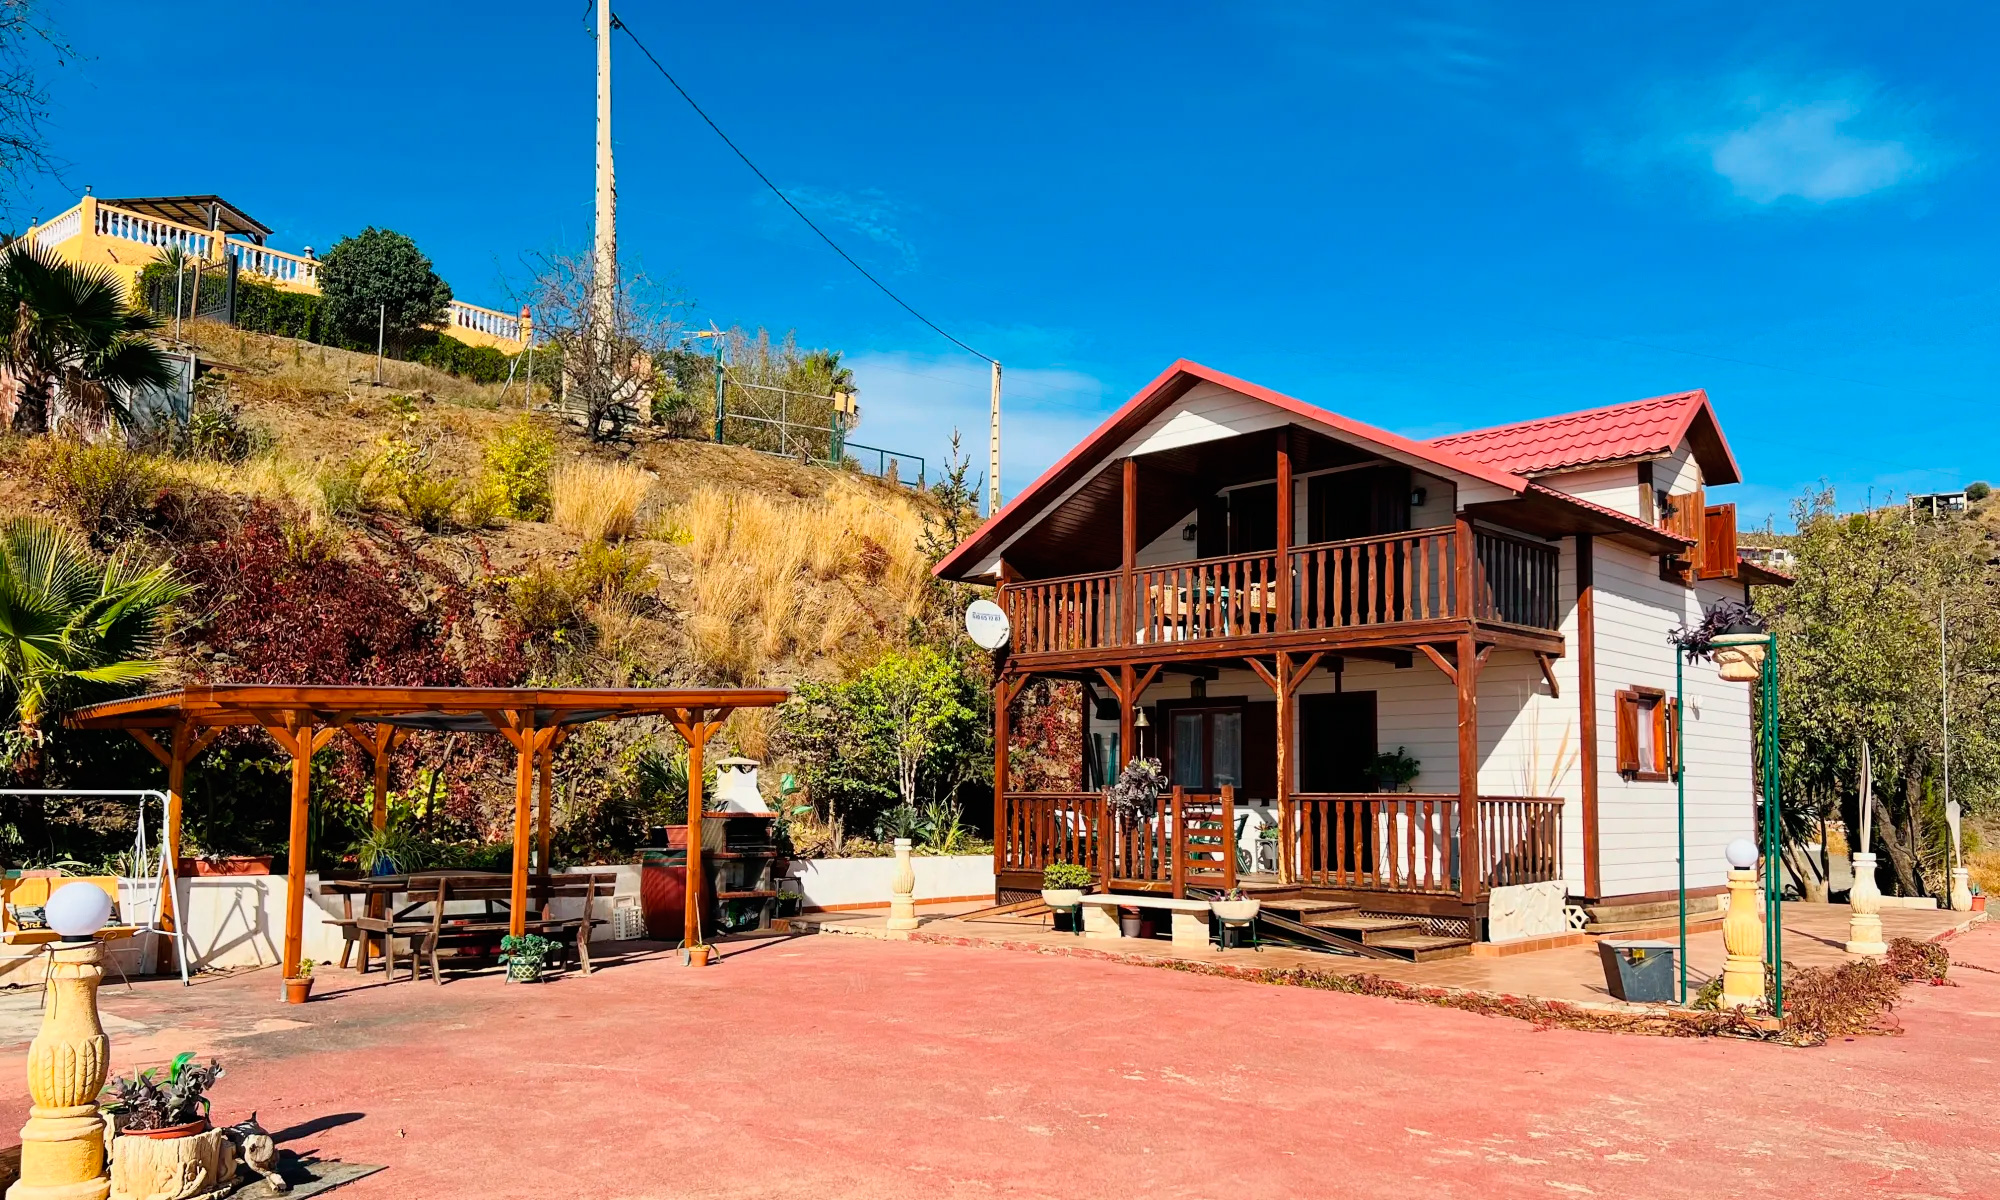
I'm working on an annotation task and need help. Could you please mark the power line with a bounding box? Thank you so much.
[611,14,994,365]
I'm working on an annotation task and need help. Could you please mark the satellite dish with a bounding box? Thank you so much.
[965,599,1011,650]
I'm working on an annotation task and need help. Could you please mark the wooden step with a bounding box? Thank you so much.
[1310,914,1423,944]
[1370,933,1472,962]
[1257,898,1359,921]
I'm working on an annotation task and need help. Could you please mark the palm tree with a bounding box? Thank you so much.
[0,242,173,435]
[0,518,193,770]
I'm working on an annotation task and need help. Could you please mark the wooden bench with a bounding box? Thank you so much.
[1077,893,1212,948]
[357,873,616,983]
[2,876,143,946]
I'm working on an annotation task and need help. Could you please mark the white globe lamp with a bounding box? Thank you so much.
[44,881,114,942]
[1724,838,1759,871]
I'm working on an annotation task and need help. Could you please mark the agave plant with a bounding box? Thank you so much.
[0,241,173,435]
[0,518,192,763]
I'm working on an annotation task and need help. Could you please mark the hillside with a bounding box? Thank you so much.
[0,320,972,865]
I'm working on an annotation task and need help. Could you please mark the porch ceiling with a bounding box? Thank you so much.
[1000,426,1378,578]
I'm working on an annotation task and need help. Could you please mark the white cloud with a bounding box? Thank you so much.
[844,352,1112,501]
[1708,98,1918,203]
[754,186,918,272]
[1615,72,1941,208]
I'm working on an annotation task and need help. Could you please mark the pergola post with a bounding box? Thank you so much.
[509,710,537,937]
[669,707,726,954]
[536,730,564,873]
[265,714,335,994]
[129,720,216,947]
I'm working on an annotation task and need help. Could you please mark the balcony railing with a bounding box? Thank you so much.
[1001,527,1559,657]
[999,790,1561,898]
[33,204,84,249]
[450,300,523,342]
[226,239,318,287]
[96,203,214,257]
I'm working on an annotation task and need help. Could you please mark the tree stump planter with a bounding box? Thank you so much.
[109,1126,236,1200]
[1709,632,1768,682]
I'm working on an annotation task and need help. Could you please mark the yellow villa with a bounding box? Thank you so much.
[21,191,530,354]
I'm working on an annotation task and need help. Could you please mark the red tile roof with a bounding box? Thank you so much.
[1429,389,1740,484]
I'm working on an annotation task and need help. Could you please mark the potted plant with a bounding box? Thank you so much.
[102,1054,223,1140]
[1208,887,1260,924]
[1041,863,1091,931]
[500,933,556,982]
[1671,599,1770,681]
[353,823,422,877]
[1118,907,1157,939]
[176,853,274,877]
[1372,748,1420,793]
[1108,758,1167,821]
[284,959,314,1004]
[774,889,803,919]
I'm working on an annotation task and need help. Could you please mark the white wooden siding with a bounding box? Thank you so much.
[1588,539,1754,899]
[1541,465,1641,518]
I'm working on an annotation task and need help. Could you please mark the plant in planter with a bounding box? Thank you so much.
[284,958,314,1004]
[1208,887,1261,923]
[1108,758,1168,820]
[353,822,424,877]
[103,1053,224,1138]
[1372,748,1420,792]
[1041,862,1091,930]
[499,933,556,982]
[1670,599,1770,681]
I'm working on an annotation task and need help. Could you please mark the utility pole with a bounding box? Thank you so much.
[988,360,1003,515]
[593,0,617,373]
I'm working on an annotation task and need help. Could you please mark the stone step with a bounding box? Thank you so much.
[1370,934,1473,962]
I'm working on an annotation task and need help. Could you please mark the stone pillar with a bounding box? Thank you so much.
[8,942,111,1200]
[1720,867,1764,1008]
[886,837,917,932]
[1950,867,1973,913]
[1845,851,1887,956]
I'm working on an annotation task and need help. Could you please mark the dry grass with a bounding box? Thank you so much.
[667,478,928,680]
[551,460,651,543]
[1967,847,2000,896]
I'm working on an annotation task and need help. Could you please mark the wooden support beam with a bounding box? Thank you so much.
[1536,652,1561,698]
[260,712,321,993]
[1475,643,1495,670]
[1242,656,1279,692]
[1456,631,1481,906]
[1275,652,1294,884]
[668,708,724,951]
[129,729,172,766]
[508,710,538,937]
[536,731,556,873]
[1285,651,1325,698]
[1576,533,1601,900]
[1121,458,1138,646]
[1276,430,1293,634]
[1416,643,1457,684]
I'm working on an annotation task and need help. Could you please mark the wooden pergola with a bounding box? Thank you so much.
[68,685,787,991]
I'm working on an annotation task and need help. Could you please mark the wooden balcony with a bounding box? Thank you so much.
[999,525,1559,664]
[999,789,1562,901]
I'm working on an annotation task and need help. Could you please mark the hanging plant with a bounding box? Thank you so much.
[1670,599,1770,681]
[1107,758,1168,820]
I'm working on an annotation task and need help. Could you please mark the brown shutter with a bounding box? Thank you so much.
[1614,690,1639,775]
[1655,698,1675,776]
[1698,504,1738,580]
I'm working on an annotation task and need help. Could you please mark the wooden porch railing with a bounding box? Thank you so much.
[1286,793,1564,896]
[1472,529,1559,629]
[1476,796,1564,888]
[997,787,1238,897]
[1000,528,1561,656]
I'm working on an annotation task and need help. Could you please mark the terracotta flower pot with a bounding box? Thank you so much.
[1974,895,1988,913]
[1118,908,1156,939]
[179,855,273,877]
[687,944,712,967]
[119,1118,209,1140]
[284,976,313,1005]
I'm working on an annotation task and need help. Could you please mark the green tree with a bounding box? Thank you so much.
[0,243,173,435]
[778,647,989,843]
[0,517,192,772]
[1763,488,2000,897]
[316,227,452,355]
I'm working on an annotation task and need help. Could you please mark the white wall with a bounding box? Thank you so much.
[1588,540,1755,899]
[1542,464,1641,518]
[786,855,994,910]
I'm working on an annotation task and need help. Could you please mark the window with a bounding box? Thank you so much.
[1615,687,1678,782]
[1167,704,1244,792]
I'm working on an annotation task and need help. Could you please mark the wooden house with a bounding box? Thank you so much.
[934,360,1789,952]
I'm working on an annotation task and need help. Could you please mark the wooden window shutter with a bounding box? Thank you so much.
[1658,487,1705,585]
[1698,503,1738,580]
[1614,690,1640,774]
[1655,698,1676,776]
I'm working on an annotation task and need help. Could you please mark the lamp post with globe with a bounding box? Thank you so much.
[8,882,116,1200]
[1720,838,1765,1009]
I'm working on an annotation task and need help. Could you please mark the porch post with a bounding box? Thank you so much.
[1576,533,1601,900]
[1121,457,1137,645]
[993,668,1012,888]
[508,710,536,937]
[1275,652,1293,884]
[1456,633,1481,905]
[1275,431,1293,633]
[1118,663,1136,770]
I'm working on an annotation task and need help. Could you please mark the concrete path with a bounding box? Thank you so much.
[0,922,1994,1199]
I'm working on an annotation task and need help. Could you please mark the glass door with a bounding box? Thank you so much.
[1168,705,1244,792]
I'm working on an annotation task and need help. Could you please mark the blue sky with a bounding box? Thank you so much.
[27,2,1998,527]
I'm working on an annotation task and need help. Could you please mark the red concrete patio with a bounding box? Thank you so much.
[2,920,1996,1199]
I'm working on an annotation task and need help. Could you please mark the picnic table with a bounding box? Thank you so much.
[322,871,617,983]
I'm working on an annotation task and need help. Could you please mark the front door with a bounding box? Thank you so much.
[1298,691,1377,793]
